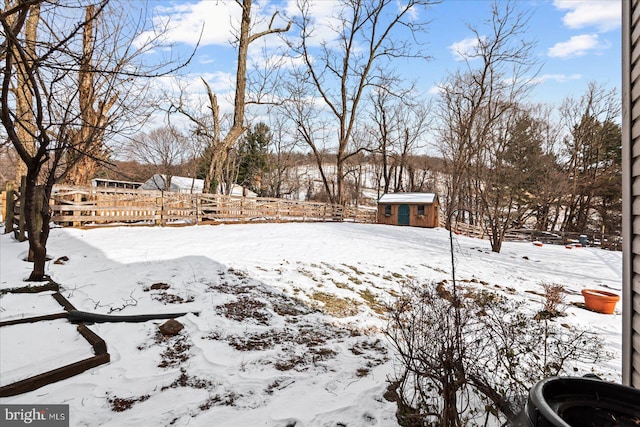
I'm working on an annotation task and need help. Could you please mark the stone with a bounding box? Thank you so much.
[159,319,184,336]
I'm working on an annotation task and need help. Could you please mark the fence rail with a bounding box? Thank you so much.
[442,217,621,250]
[48,185,376,227]
[3,183,619,250]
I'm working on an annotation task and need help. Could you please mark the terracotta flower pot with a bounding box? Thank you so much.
[581,289,620,314]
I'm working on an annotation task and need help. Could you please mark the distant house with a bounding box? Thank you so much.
[377,193,440,228]
[140,174,204,193]
[139,174,257,197]
[91,178,143,189]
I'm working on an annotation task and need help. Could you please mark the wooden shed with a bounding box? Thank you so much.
[377,193,440,228]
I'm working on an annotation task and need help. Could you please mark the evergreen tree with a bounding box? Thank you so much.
[237,123,271,195]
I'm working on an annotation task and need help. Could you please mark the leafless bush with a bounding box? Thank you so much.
[385,281,609,426]
[537,283,566,319]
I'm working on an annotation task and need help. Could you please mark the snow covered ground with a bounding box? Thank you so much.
[0,223,622,426]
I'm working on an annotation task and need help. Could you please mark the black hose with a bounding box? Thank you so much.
[67,310,192,324]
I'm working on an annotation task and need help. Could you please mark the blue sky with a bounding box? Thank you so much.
[141,0,621,116]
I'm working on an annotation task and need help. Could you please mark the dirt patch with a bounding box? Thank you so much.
[153,293,195,304]
[216,296,271,325]
[350,338,389,377]
[199,392,239,410]
[139,331,192,368]
[161,368,212,390]
[310,291,360,317]
[206,320,355,372]
[358,289,386,315]
[108,394,150,412]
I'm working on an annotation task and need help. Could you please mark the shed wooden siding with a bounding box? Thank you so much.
[377,195,440,228]
[623,0,640,388]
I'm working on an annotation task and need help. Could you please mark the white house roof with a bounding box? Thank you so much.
[170,176,204,191]
[378,192,438,204]
[140,174,204,192]
[140,174,257,197]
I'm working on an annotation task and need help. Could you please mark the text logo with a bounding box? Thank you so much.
[1,405,69,426]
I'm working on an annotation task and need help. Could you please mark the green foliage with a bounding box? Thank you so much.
[564,110,622,234]
[236,122,271,195]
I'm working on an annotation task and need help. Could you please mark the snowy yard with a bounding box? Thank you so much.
[0,223,622,426]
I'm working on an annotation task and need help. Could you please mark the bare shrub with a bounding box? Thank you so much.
[385,281,609,426]
[536,283,566,319]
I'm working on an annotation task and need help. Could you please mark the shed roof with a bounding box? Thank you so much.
[378,193,438,204]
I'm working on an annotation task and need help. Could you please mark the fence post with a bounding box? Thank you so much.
[17,176,27,242]
[161,190,166,226]
[195,194,199,225]
[73,191,82,227]
[4,182,15,234]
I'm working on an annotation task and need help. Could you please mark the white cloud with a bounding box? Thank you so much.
[554,0,620,32]
[198,55,216,65]
[199,71,236,94]
[152,2,239,47]
[547,34,609,58]
[448,36,485,61]
[283,0,345,48]
[141,1,291,48]
[428,85,443,95]
[399,1,420,22]
[530,73,583,84]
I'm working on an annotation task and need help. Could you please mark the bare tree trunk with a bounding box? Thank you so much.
[67,5,117,186]
[200,0,289,194]
[12,1,39,181]
[1,0,195,281]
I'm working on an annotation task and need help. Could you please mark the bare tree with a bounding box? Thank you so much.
[64,4,117,186]
[474,107,548,252]
[523,104,566,232]
[436,0,539,239]
[369,88,398,195]
[286,0,438,205]
[5,0,38,181]
[128,126,193,191]
[0,0,193,280]
[368,87,434,195]
[170,0,290,194]
[559,82,621,235]
[261,111,301,198]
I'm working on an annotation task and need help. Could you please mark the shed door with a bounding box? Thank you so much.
[398,204,410,225]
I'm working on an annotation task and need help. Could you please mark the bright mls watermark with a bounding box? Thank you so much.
[1,405,69,426]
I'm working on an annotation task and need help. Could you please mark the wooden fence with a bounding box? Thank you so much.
[2,179,27,241]
[443,218,621,250]
[48,185,376,227]
[2,183,619,250]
